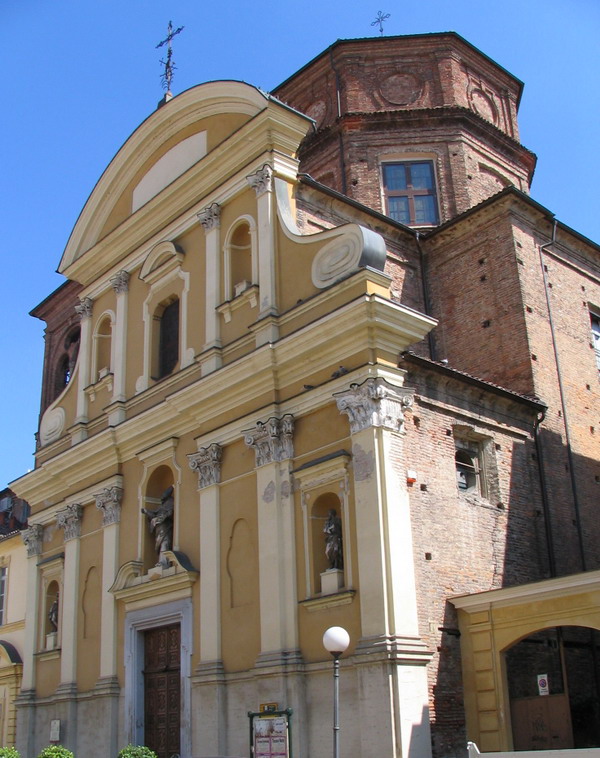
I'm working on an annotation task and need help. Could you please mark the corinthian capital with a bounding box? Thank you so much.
[335,378,414,434]
[110,270,130,294]
[22,524,44,557]
[56,503,83,541]
[75,297,93,320]
[197,203,221,231]
[244,415,294,467]
[95,486,124,526]
[188,443,222,489]
[246,164,273,197]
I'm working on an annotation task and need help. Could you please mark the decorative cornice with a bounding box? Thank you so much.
[334,378,414,434]
[22,524,44,558]
[188,443,222,489]
[244,415,294,467]
[95,486,124,526]
[197,202,221,231]
[75,297,93,320]
[246,163,273,196]
[56,503,83,541]
[110,270,130,294]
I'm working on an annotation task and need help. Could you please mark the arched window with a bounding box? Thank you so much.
[53,326,80,400]
[152,298,179,380]
[224,219,256,301]
[93,314,113,382]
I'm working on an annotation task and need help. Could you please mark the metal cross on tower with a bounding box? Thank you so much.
[156,20,184,93]
[371,10,391,35]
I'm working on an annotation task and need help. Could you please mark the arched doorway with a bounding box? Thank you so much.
[505,626,600,749]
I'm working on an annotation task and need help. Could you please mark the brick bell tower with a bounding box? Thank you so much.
[273,32,536,226]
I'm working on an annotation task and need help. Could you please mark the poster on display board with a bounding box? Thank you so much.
[248,707,292,758]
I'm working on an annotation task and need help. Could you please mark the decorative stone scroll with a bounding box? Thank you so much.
[75,297,93,320]
[188,443,222,489]
[22,524,44,558]
[197,202,221,231]
[334,378,414,435]
[56,503,83,542]
[244,415,294,467]
[110,270,130,294]
[246,164,273,197]
[95,486,124,526]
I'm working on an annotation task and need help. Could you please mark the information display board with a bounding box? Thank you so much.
[248,707,292,758]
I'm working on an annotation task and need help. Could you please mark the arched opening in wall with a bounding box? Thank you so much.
[311,492,344,594]
[53,326,80,400]
[151,297,179,380]
[226,221,253,300]
[505,626,600,749]
[142,466,175,571]
[93,314,112,382]
[44,580,60,648]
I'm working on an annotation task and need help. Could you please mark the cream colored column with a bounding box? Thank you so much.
[95,487,123,682]
[20,525,43,692]
[189,444,226,755]
[56,504,83,690]
[198,203,222,376]
[74,297,93,432]
[335,378,432,758]
[244,415,298,662]
[109,271,129,420]
[247,164,279,345]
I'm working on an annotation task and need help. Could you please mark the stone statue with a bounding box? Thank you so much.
[141,485,174,568]
[48,596,59,632]
[324,508,343,570]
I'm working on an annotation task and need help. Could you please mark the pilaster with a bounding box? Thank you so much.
[244,415,299,663]
[20,525,43,691]
[247,165,279,340]
[56,504,83,687]
[198,203,222,375]
[110,271,129,420]
[74,297,93,437]
[189,444,226,755]
[96,487,123,681]
[335,377,432,758]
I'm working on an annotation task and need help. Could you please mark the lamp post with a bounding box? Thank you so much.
[323,626,350,758]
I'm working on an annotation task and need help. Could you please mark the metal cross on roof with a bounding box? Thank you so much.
[371,10,391,35]
[156,20,184,93]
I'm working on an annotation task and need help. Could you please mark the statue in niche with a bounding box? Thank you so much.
[141,485,174,568]
[324,509,343,570]
[48,595,59,632]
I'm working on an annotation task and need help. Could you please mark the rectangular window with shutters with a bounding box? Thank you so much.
[382,161,439,226]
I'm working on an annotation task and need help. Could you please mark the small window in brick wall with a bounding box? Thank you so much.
[454,428,500,503]
[591,312,600,371]
[382,161,439,226]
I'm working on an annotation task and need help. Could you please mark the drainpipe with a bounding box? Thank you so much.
[538,219,586,572]
[328,48,347,195]
[415,231,437,361]
[533,407,556,578]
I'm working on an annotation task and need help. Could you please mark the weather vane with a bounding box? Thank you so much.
[156,20,184,93]
[371,10,391,35]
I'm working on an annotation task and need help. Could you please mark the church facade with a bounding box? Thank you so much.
[10,33,600,758]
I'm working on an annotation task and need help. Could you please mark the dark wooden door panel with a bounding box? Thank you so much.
[144,625,180,758]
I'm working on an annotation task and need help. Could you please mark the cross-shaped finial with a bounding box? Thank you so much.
[156,20,184,93]
[371,10,391,36]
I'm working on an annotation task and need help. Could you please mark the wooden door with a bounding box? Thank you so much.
[144,624,180,758]
[511,693,573,750]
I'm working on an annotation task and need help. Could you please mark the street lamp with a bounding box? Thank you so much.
[322,626,350,758]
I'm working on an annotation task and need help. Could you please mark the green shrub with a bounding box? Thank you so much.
[117,746,157,758]
[36,747,74,758]
[0,747,20,758]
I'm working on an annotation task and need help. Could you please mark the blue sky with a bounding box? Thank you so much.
[1,0,599,486]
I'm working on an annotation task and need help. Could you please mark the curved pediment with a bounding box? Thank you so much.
[58,81,284,279]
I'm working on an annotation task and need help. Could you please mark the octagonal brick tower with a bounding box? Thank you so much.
[273,32,537,226]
